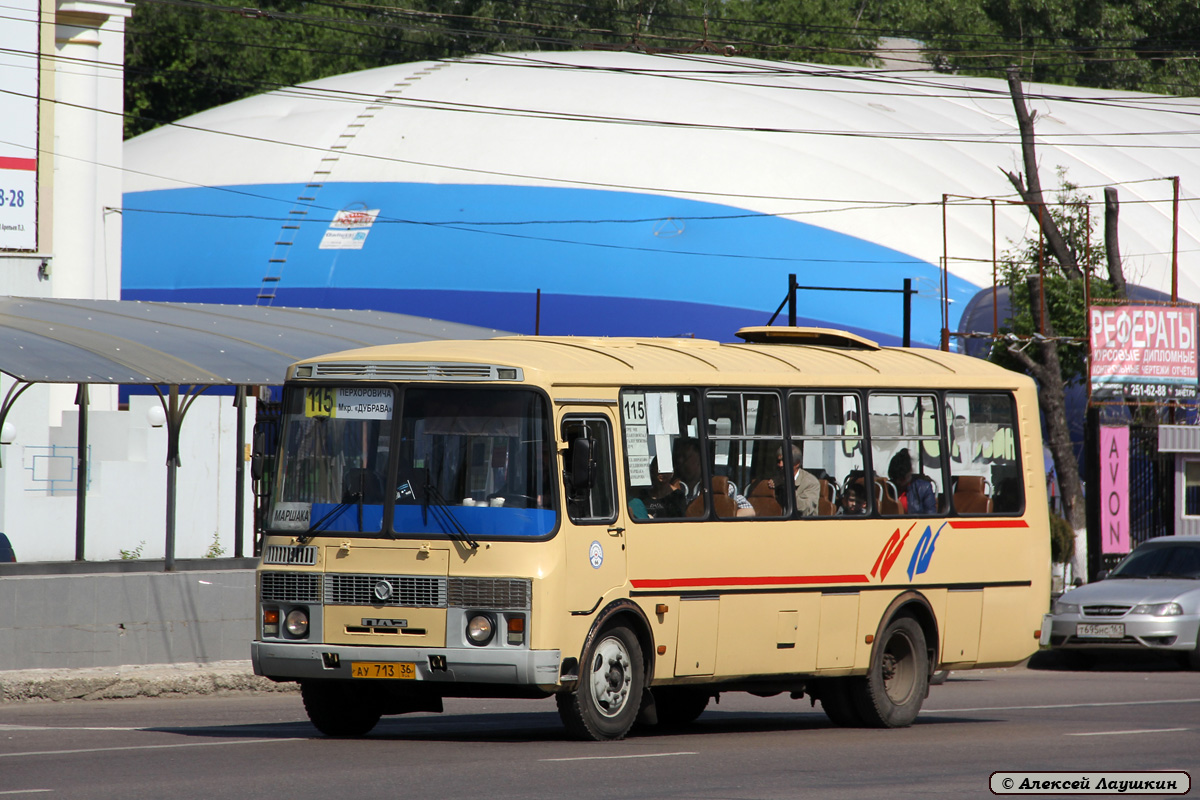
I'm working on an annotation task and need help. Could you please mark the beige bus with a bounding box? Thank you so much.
[252,327,1050,740]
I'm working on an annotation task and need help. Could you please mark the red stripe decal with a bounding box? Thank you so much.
[948,520,1030,529]
[0,157,37,171]
[631,574,869,589]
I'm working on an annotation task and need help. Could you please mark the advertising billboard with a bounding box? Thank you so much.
[1089,305,1198,403]
[0,0,40,251]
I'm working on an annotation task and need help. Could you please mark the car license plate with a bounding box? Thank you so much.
[351,661,416,679]
[1076,623,1124,639]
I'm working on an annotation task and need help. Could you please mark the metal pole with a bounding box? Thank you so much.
[234,386,246,559]
[941,194,949,351]
[165,385,179,572]
[1172,177,1180,304]
[903,278,912,348]
[787,273,797,327]
[992,199,998,338]
[74,384,88,561]
[535,288,541,335]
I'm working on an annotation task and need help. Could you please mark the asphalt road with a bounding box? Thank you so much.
[1,656,1196,800]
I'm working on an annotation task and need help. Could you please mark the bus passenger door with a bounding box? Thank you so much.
[561,415,627,613]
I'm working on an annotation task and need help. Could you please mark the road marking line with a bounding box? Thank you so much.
[0,738,301,759]
[1067,728,1190,736]
[540,752,697,762]
[921,698,1200,714]
[0,725,142,732]
[0,791,53,795]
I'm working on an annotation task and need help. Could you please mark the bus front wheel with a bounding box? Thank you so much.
[557,624,645,741]
[852,615,929,728]
[301,680,382,737]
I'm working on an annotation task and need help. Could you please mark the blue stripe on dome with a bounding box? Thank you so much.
[122,183,975,346]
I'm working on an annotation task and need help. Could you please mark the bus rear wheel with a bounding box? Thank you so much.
[851,616,929,728]
[557,624,645,741]
[301,680,382,737]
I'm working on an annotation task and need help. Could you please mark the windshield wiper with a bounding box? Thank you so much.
[422,482,479,550]
[299,502,353,543]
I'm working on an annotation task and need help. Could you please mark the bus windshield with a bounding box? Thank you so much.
[267,385,556,539]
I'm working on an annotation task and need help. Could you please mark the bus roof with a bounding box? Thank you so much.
[288,329,1031,392]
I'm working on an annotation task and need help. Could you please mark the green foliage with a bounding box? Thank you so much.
[1049,512,1075,563]
[125,0,1200,139]
[119,540,146,560]
[988,170,1118,385]
[204,532,227,559]
[882,0,1200,95]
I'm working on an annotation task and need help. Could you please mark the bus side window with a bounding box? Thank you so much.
[787,392,866,517]
[867,393,947,516]
[620,389,699,521]
[706,390,784,519]
[561,416,616,524]
[945,392,1023,515]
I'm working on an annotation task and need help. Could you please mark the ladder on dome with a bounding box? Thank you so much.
[254,62,451,306]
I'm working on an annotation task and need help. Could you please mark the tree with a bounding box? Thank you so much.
[990,66,1130,580]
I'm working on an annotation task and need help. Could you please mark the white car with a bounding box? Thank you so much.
[1043,535,1200,669]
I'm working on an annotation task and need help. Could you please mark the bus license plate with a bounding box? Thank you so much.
[351,661,416,679]
[1076,623,1124,639]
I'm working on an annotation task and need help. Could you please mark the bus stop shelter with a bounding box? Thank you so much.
[0,297,505,569]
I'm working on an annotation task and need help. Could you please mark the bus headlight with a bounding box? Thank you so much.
[285,608,310,637]
[466,614,495,645]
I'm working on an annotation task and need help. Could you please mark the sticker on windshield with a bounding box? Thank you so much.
[305,387,393,419]
[272,502,312,531]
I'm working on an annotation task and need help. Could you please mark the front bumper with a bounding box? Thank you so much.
[252,640,562,687]
[1044,613,1200,651]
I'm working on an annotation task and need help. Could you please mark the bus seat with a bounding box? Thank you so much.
[817,479,836,516]
[954,475,992,514]
[877,477,902,515]
[710,476,737,518]
[746,478,782,517]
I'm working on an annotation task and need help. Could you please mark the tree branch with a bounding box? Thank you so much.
[1104,186,1129,299]
[1004,66,1083,280]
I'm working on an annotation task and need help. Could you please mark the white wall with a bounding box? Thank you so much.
[0,392,256,562]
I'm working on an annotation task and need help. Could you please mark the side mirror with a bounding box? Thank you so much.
[569,438,595,494]
[250,431,266,481]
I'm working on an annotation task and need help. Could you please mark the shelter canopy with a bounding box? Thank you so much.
[0,297,505,385]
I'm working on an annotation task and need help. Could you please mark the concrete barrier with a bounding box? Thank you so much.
[0,559,259,671]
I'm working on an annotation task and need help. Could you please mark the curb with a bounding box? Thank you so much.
[0,661,298,704]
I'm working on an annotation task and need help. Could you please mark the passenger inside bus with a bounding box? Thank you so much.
[888,448,937,515]
[767,443,819,517]
[841,481,868,515]
[674,437,754,517]
[639,457,688,519]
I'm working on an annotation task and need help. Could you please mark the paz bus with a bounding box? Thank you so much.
[251,327,1050,740]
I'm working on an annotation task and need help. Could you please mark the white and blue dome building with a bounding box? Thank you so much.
[122,51,1200,346]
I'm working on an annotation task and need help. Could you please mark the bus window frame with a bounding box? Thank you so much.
[785,389,868,519]
[561,413,618,526]
[944,390,1026,517]
[705,387,787,520]
[269,381,562,542]
[864,390,950,518]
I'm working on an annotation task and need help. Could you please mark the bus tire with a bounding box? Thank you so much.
[557,624,644,741]
[817,678,866,727]
[301,680,382,737]
[852,615,929,728]
[651,687,710,727]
